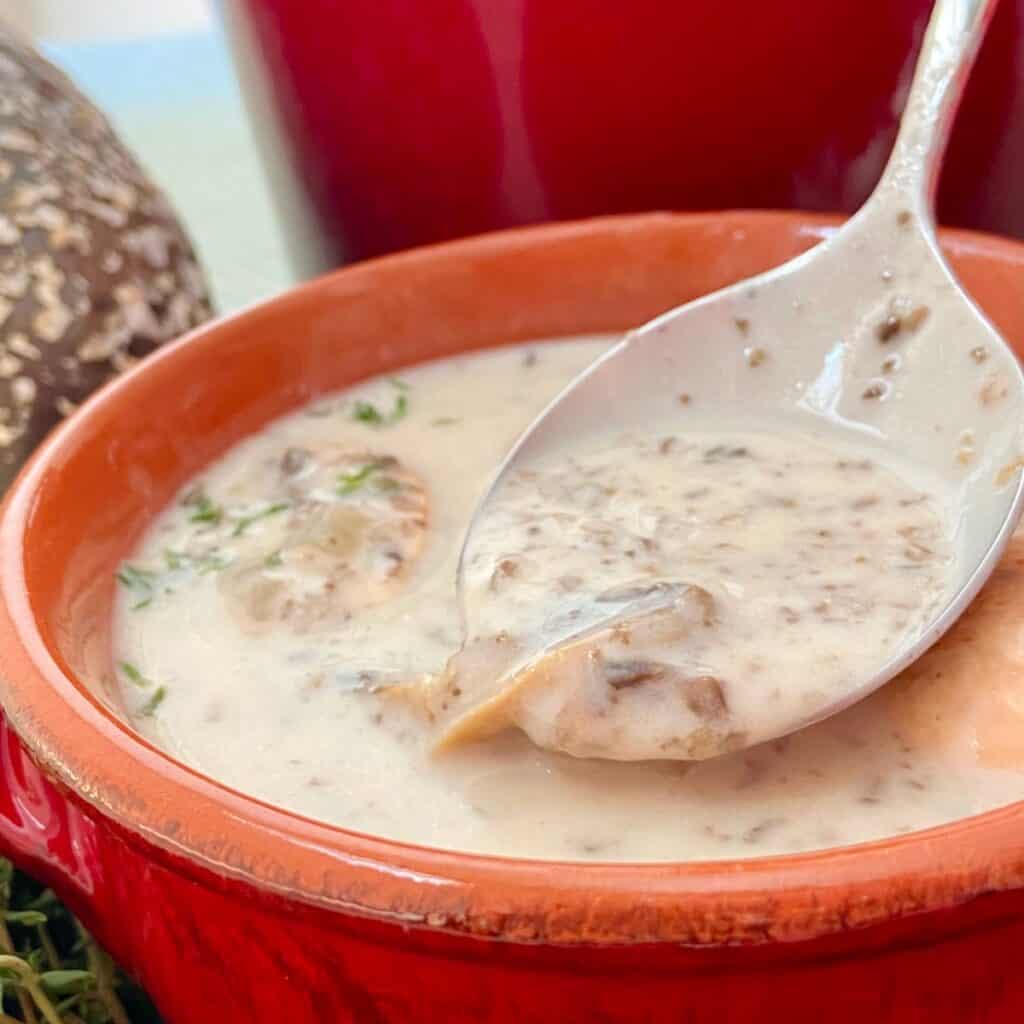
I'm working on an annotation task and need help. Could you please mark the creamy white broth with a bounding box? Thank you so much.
[429,420,952,761]
[113,337,1024,861]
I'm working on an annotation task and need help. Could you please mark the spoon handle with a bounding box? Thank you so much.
[876,0,999,213]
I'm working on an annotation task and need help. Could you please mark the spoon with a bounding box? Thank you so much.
[450,0,1024,755]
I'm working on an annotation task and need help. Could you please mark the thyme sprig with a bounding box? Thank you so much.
[0,859,159,1022]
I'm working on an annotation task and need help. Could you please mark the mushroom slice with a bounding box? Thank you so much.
[219,448,428,633]
[412,582,741,760]
[513,650,739,761]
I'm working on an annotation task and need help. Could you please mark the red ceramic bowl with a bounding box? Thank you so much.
[2,212,1024,1023]
[229,0,1024,266]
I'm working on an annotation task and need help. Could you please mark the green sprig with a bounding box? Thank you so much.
[182,489,223,525]
[352,380,410,427]
[337,463,381,495]
[230,503,289,538]
[114,566,154,611]
[0,857,155,1022]
[138,687,166,718]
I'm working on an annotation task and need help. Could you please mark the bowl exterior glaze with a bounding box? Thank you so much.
[1,213,1024,1021]
[231,0,1024,268]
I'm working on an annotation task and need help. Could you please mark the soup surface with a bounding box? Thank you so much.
[114,337,1024,861]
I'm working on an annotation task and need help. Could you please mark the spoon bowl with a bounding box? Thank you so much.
[453,0,1024,754]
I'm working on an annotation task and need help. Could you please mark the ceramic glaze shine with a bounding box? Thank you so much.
[113,338,1024,862]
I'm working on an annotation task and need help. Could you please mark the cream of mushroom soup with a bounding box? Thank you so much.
[114,338,1024,862]
[426,422,953,760]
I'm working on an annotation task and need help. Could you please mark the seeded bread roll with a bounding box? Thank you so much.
[0,29,213,489]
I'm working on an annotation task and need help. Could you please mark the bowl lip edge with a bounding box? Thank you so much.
[2,208,1024,946]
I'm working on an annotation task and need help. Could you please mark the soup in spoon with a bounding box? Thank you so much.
[426,413,953,761]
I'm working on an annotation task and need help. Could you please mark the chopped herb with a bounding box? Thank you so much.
[352,391,409,427]
[115,565,155,610]
[353,400,383,425]
[118,662,149,688]
[374,476,401,493]
[338,462,382,494]
[432,416,459,427]
[164,548,228,573]
[139,686,166,717]
[264,550,284,568]
[116,565,154,588]
[163,549,185,570]
[231,502,289,537]
[184,490,223,525]
[389,377,409,391]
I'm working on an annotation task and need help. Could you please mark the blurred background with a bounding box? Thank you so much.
[0,0,292,312]
[4,0,1023,311]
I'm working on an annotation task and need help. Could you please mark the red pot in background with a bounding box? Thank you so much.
[227,0,1024,270]
[2,213,1024,1022]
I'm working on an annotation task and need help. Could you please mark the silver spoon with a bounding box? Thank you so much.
[453,0,1024,754]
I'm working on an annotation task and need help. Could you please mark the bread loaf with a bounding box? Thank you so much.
[0,29,213,489]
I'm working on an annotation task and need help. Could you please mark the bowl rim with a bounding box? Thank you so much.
[3,209,1024,947]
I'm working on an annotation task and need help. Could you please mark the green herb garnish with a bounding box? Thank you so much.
[118,662,149,688]
[432,416,459,427]
[165,549,228,574]
[163,549,185,570]
[352,383,409,427]
[139,686,166,717]
[337,462,381,495]
[184,490,223,525]
[389,377,409,391]
[264,550,284,568]
[231,502,289,537]
[352,400,384,425]
[115,565,155,610]
[116,565,154,589]
[120,662,168,718]
[196,553,229,573]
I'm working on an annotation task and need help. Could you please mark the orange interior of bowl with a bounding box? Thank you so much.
[5,210,1024,945]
